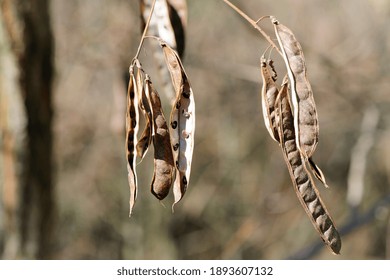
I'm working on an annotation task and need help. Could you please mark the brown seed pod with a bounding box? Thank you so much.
[136,122,152,160]
[161,41,183,95]
[136,68,154,160]
[145,75,175,200]
[272,17,319,159]
[260,55,280,143]
[126,65,140,217]
[268,58,277,82]
[140,0,187,103]
[166,0,187,58]
[276,84,341,254]
[140,0,187,57]
[308,157,329,189]
[160,42,195,208]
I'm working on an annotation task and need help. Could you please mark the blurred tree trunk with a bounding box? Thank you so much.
[0,15,24,259]
[0,0,55,259]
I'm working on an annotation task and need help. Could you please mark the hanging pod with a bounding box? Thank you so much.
[126,65,140,217]
[145,75,176,200]
[136,68,154,160]
[275,81,341,254]
[272,17,319,160]
[260,55,280,143]
[160,42,195,208]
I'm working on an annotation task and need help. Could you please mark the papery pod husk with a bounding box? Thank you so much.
[276,83,341,254]
[139,0,187,102]
[140,0,187,57]
[272,16,319,160]
[165,0,187,58]
[136,68,154,160]
[308,157,329,189]
[160,42,195,208]
[145,75,175,200]
[126,65,140,216]
[260,56,280,143]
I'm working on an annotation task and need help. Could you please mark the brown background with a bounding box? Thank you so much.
[1,0,390,259]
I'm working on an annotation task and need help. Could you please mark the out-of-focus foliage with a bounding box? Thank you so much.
[2,0,390,259]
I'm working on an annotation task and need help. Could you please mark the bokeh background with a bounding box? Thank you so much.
[1,0,390,260]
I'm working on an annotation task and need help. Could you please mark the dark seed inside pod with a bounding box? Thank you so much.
[182,176,187,185]
[171,121,178,129]
[130,107,136,119]
[176,101,181,109]
[182,91,190,98]
[173,143,179,151]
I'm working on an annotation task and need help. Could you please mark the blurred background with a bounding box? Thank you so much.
[1,0,390,260]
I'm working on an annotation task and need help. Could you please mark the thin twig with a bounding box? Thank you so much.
[222,0,283,57]
[134,0,157,60]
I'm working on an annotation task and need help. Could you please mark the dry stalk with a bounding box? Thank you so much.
[222,0,282,57]
[134,0,157,61]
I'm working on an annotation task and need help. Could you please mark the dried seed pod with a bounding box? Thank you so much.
[276,85,341,254]
[268,58,277,82]
[308,157,329,189]
[126,65,140,216]
[272,17,319,159]
[136,68,154,160]
[160,42,195,207]
[260,55,280,143]
[136,123,152,159]
[166,0,187,58]
[140,0,187,103]
[145,75,175,200]
[140,0,175,53]
[161,41,183,95]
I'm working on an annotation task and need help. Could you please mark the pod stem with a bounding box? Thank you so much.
[134,0,157,61]
[222,0,283,57]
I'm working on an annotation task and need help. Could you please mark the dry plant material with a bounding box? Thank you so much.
[126,66,140,216]
[165,0,187,58]
[140,0,187,102]
[272,17,319,160]
[271,17,328,189]
[260,56,280,143]
[146,75,175,200]
[136,69,154,160]
[223,0,341,254]
[160,41,195,207]
[276,85,341,254]
[308,158,329,189]
[140,0,186,57]
[142,0,176,50]
[125,0,194,215]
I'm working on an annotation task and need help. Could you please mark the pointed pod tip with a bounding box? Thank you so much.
[331,245,341,255]
[328,232,342,255]
[171,197,183,214]
[171,204,176,214]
